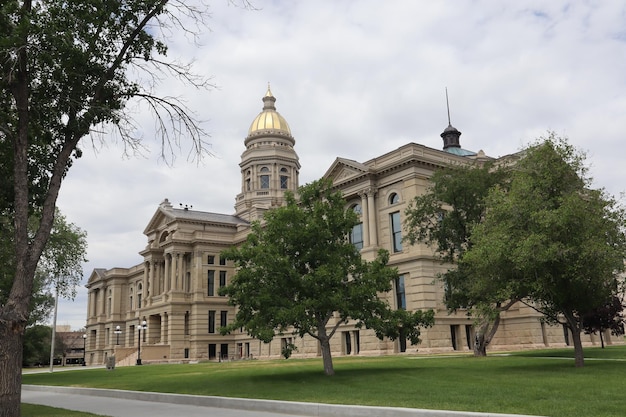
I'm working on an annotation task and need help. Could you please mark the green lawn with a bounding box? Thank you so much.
[22,345,626,417]
[22,404,105,417]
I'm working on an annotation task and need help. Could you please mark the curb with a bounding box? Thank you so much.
[23,385,544,417]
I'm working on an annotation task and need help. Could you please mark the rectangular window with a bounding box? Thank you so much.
[207,270,215,296]
[184,348,189,359]
[260,175,270,189]
[350,223,364,250]
[390,211,403,252]
[280,175,288,189]
[219,271,227,292]
[220,310,228,328]
[208,310,215,333]
[208,344,216,359]
[219,257,226,266]
[207,255,215,264]
[395,275,406,310]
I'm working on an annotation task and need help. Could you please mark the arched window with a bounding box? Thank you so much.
[259,166,270,189]
[349,203,363,250]
[389,192,400,205]
[280,167,289,189]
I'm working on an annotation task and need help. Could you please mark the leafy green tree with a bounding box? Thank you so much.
[1,210,86,327]
[0,1,217,414]
[220,179,434,376]
[22,325,52,367]
[581,295,625,348]
[461,135,626,367]
[404,162,510,356]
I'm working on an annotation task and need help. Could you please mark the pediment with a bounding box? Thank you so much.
[143,206,175,235]
[323,157,370,184]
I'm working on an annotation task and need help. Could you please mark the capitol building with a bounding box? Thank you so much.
[84,87,604,365]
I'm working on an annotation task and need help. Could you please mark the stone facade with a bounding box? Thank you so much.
[84,87,614,366]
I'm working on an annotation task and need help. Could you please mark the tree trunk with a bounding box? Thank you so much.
[319,337,334,376]
[473,332,487,356]
[570,328,585,367]
[0,322,25,417]
[600,331,605,349]
[473,313,501,357]
[563,312,585,368]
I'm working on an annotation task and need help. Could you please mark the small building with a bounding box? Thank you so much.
[84,87,608,365]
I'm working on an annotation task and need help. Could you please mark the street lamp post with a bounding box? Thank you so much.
[136,320,147,365]
[114,325,122,345]
[82,334,87,366]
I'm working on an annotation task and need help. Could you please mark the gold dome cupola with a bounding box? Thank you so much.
[245,84,294,146]
[235,85,300,222]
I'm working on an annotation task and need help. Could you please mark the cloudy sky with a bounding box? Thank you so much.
[53,0,626,330]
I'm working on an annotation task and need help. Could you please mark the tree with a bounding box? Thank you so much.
[404,162,511,356]
[461,135,626,367]
[220,179,434,376]
[1,209,86,328]
[1,1,217,414]
[581,295,625,348]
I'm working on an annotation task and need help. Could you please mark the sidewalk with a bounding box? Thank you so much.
[22,385,544,417]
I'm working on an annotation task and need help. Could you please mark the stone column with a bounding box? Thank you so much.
[366,188,378,247]
[359,191,369,247]
[164,255,170,292]
[147,261,154,304]
[144,263,150,304]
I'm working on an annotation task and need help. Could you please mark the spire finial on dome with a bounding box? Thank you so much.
[262,83,277,111]
[441,87,462,150]
[445,87,452,126]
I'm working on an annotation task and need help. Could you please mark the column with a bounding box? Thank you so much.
[144,263,150,303]
[147,261,154,304]
[359,191,369,247]
[171,253,177,291]
[164,255,170,292]
[367,188,378,247]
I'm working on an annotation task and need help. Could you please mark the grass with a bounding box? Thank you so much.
[22,345,626,417]
[22,404,105,417]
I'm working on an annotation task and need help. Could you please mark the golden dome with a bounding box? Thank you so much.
[247,85,292,137]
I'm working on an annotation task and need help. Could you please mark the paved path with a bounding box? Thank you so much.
[22,385,543,417]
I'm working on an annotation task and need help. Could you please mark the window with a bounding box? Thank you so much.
[207,255,215,264]
[389,192,399,204]
[208,344,217,359]
[208,310,216,333]
[350,223,363,250]
[219,257,226,266]
[390,211,403,252]
[207,271,215,296]
[260,167,270,189]
[137,283,143,308]
[395,275,406,310]
[349,204,364,250]
[280,168,289,189]
[220,310,228,327]
[129,288,133,311]
[219,271,227,291]
[184,312,190,335]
